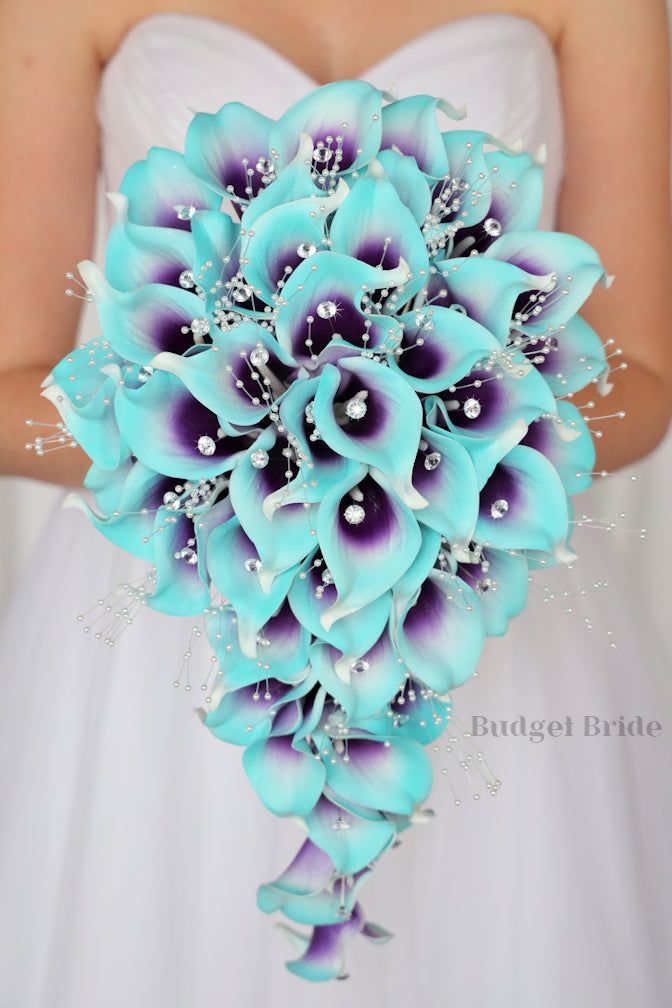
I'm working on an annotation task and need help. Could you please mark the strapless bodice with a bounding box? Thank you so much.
[97,12,564,227]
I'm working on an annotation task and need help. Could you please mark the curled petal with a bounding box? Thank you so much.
[42,372,126,471]
[119,147,220,230]
[483,148,543,234]
[521,401,595,495]
[329,162,430,298]
[283,904,366,982]
[149,509,210,617]
[241,184,347,304]
[204,679,301,746]
[151,320,294,426]
[440,130,492,228]
[270,81,384,173]
[534,314,610,396]
[240,598,311,682]
[305,795,396,875]
[380,95,464,175]
[105,193,195,290]
[475,444,569,552]
[82,458,135,516]
[430,256,553,346]
[271,376,360,510]
[230,426,318,582]
[260,838,334,900]
[80,260,207,364]
[391,526,442,618]
[206,517,298,656]
[360,678,452,745]
[205,600,310,689]
[208,598,311,690]
[425,396,528,488]
[310,633,404,720]
[241,134,324,228]
[313,356,424,507]
[396,571,485,693]
[375,148,432,224]
[185,102,275,201]
[326,736,432,816]
[316,467,422,628]
[65,460,179,561]
[115,370,247,479]
[458,548,530,637]
[258,850,370,928]
[412,427,478,543]
[391,306,499,393]
[243,735,326,817]
[484,231,606,331]
[288,559,391,661]
[274,252,409,369]
[435,350,556,439]
[190,210,241,308]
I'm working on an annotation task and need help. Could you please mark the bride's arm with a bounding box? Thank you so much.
[0,1,100,485]
[556,0,672,470]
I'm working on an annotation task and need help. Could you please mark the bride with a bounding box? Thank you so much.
[1,1,671,1005]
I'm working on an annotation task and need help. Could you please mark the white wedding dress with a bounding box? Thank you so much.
[1,13,670,1007]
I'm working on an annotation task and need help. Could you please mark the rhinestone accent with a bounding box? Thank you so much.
[190,318,210,338]
[345,396,367,420]
[176,205,196,221]
[197,435,216,456]
[317,300,338,319]
[344,503,365,525]
[350,658,370,674]
[414,311,434,331]
[137,365,154,383]
[424,451,442,471]
[163,491,181,511]
[484,217,502,237]
[178,269,195,289]
[256,157,275,176]
[463,397,481,419]
[245,558,262,573]
[490,498,509,519]
[297,241,317,259]
[250,448,269,469]
[250,347,269,367]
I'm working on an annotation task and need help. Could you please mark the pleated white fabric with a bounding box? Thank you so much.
[1,13,670,1007]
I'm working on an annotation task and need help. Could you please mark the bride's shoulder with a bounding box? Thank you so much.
[1,0,189,68]
[0,0,156,68]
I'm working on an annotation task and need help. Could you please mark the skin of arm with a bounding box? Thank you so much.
[0,1,98,485]
[556,0,672,470]
[0,0,670,487]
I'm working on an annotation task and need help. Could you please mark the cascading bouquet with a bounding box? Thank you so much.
[35,81,613,981]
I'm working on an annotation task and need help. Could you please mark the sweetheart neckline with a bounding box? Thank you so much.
[101,10,557,92]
